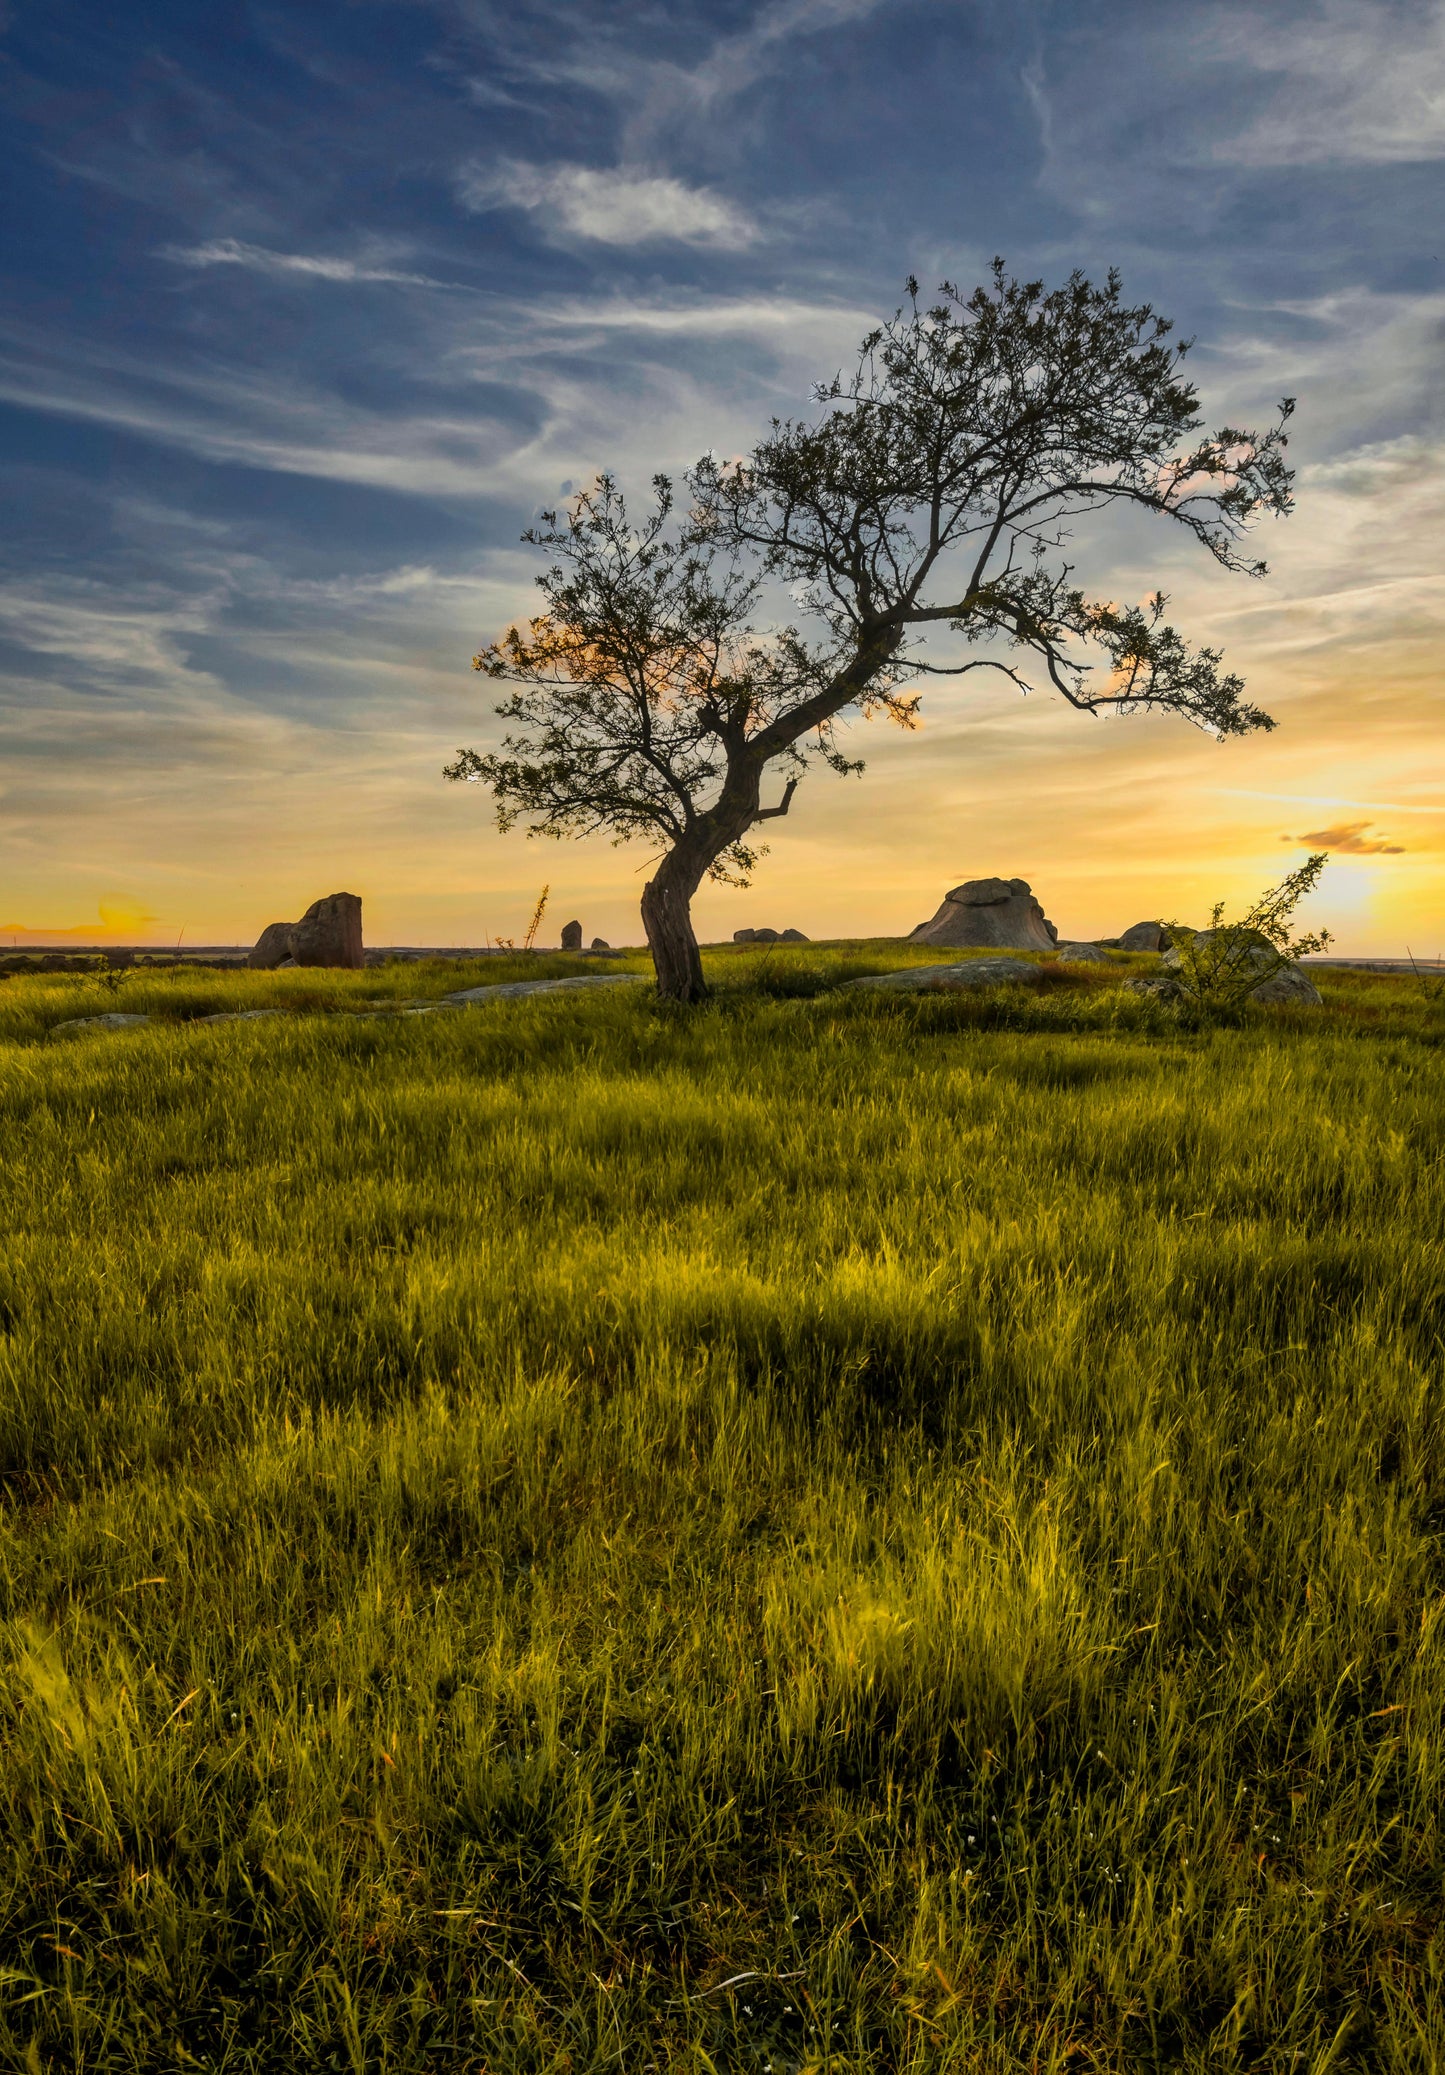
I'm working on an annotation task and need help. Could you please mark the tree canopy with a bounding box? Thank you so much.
[448,262,1295,999]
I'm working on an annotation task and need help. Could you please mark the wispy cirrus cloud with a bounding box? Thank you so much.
[456,159,758,248]
[1209,0,1445,167]
[0,283,864,502]
[161,239,454,288]
[631,0,894,117]
[1022,0,1445,238]
[454,0,894,150]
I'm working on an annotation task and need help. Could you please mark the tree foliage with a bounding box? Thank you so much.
[447,474,830,889]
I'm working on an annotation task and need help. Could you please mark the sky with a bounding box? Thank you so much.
[1,0,1442,953]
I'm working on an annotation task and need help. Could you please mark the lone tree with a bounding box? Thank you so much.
[447,263,1294,1001]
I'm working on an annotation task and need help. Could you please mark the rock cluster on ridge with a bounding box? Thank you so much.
[1160,929,1324,1004]
[908,878,1058,951]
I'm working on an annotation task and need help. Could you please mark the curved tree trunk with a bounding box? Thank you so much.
[640,760,801,1001]
[641,845,709,1002]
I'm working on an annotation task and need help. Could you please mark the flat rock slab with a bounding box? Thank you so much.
[442,974,650,1007]
[191,1009,283,1025]
[50,1012,152,1035]
[50,1009,290,1037]
[1053,942,1111,963]
[844,958,1043,993]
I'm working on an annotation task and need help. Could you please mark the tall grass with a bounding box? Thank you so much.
[1,954,1442,2070]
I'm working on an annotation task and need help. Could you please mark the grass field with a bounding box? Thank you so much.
[1,944,1443,2072]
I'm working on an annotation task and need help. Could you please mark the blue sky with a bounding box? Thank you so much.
[2,0,1442,949]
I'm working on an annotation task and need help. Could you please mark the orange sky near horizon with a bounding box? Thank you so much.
[5,629,1441,958]
[5,460,1444,958]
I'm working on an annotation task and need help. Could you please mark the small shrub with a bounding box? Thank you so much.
[1163,852,1332,1009]
[522,883,550,952]
[1406,949,1445,1006]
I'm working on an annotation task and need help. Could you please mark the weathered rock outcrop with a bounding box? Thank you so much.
[1118,919,1170,953]
[248,893,363,970]
[1248,963,1324,1004]
[733,927,808,943]
[292,893,364,968]
[248,922,295,970]
[1054,942,1110,963]
[560,920,583,950]
[909,878,1058,951]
